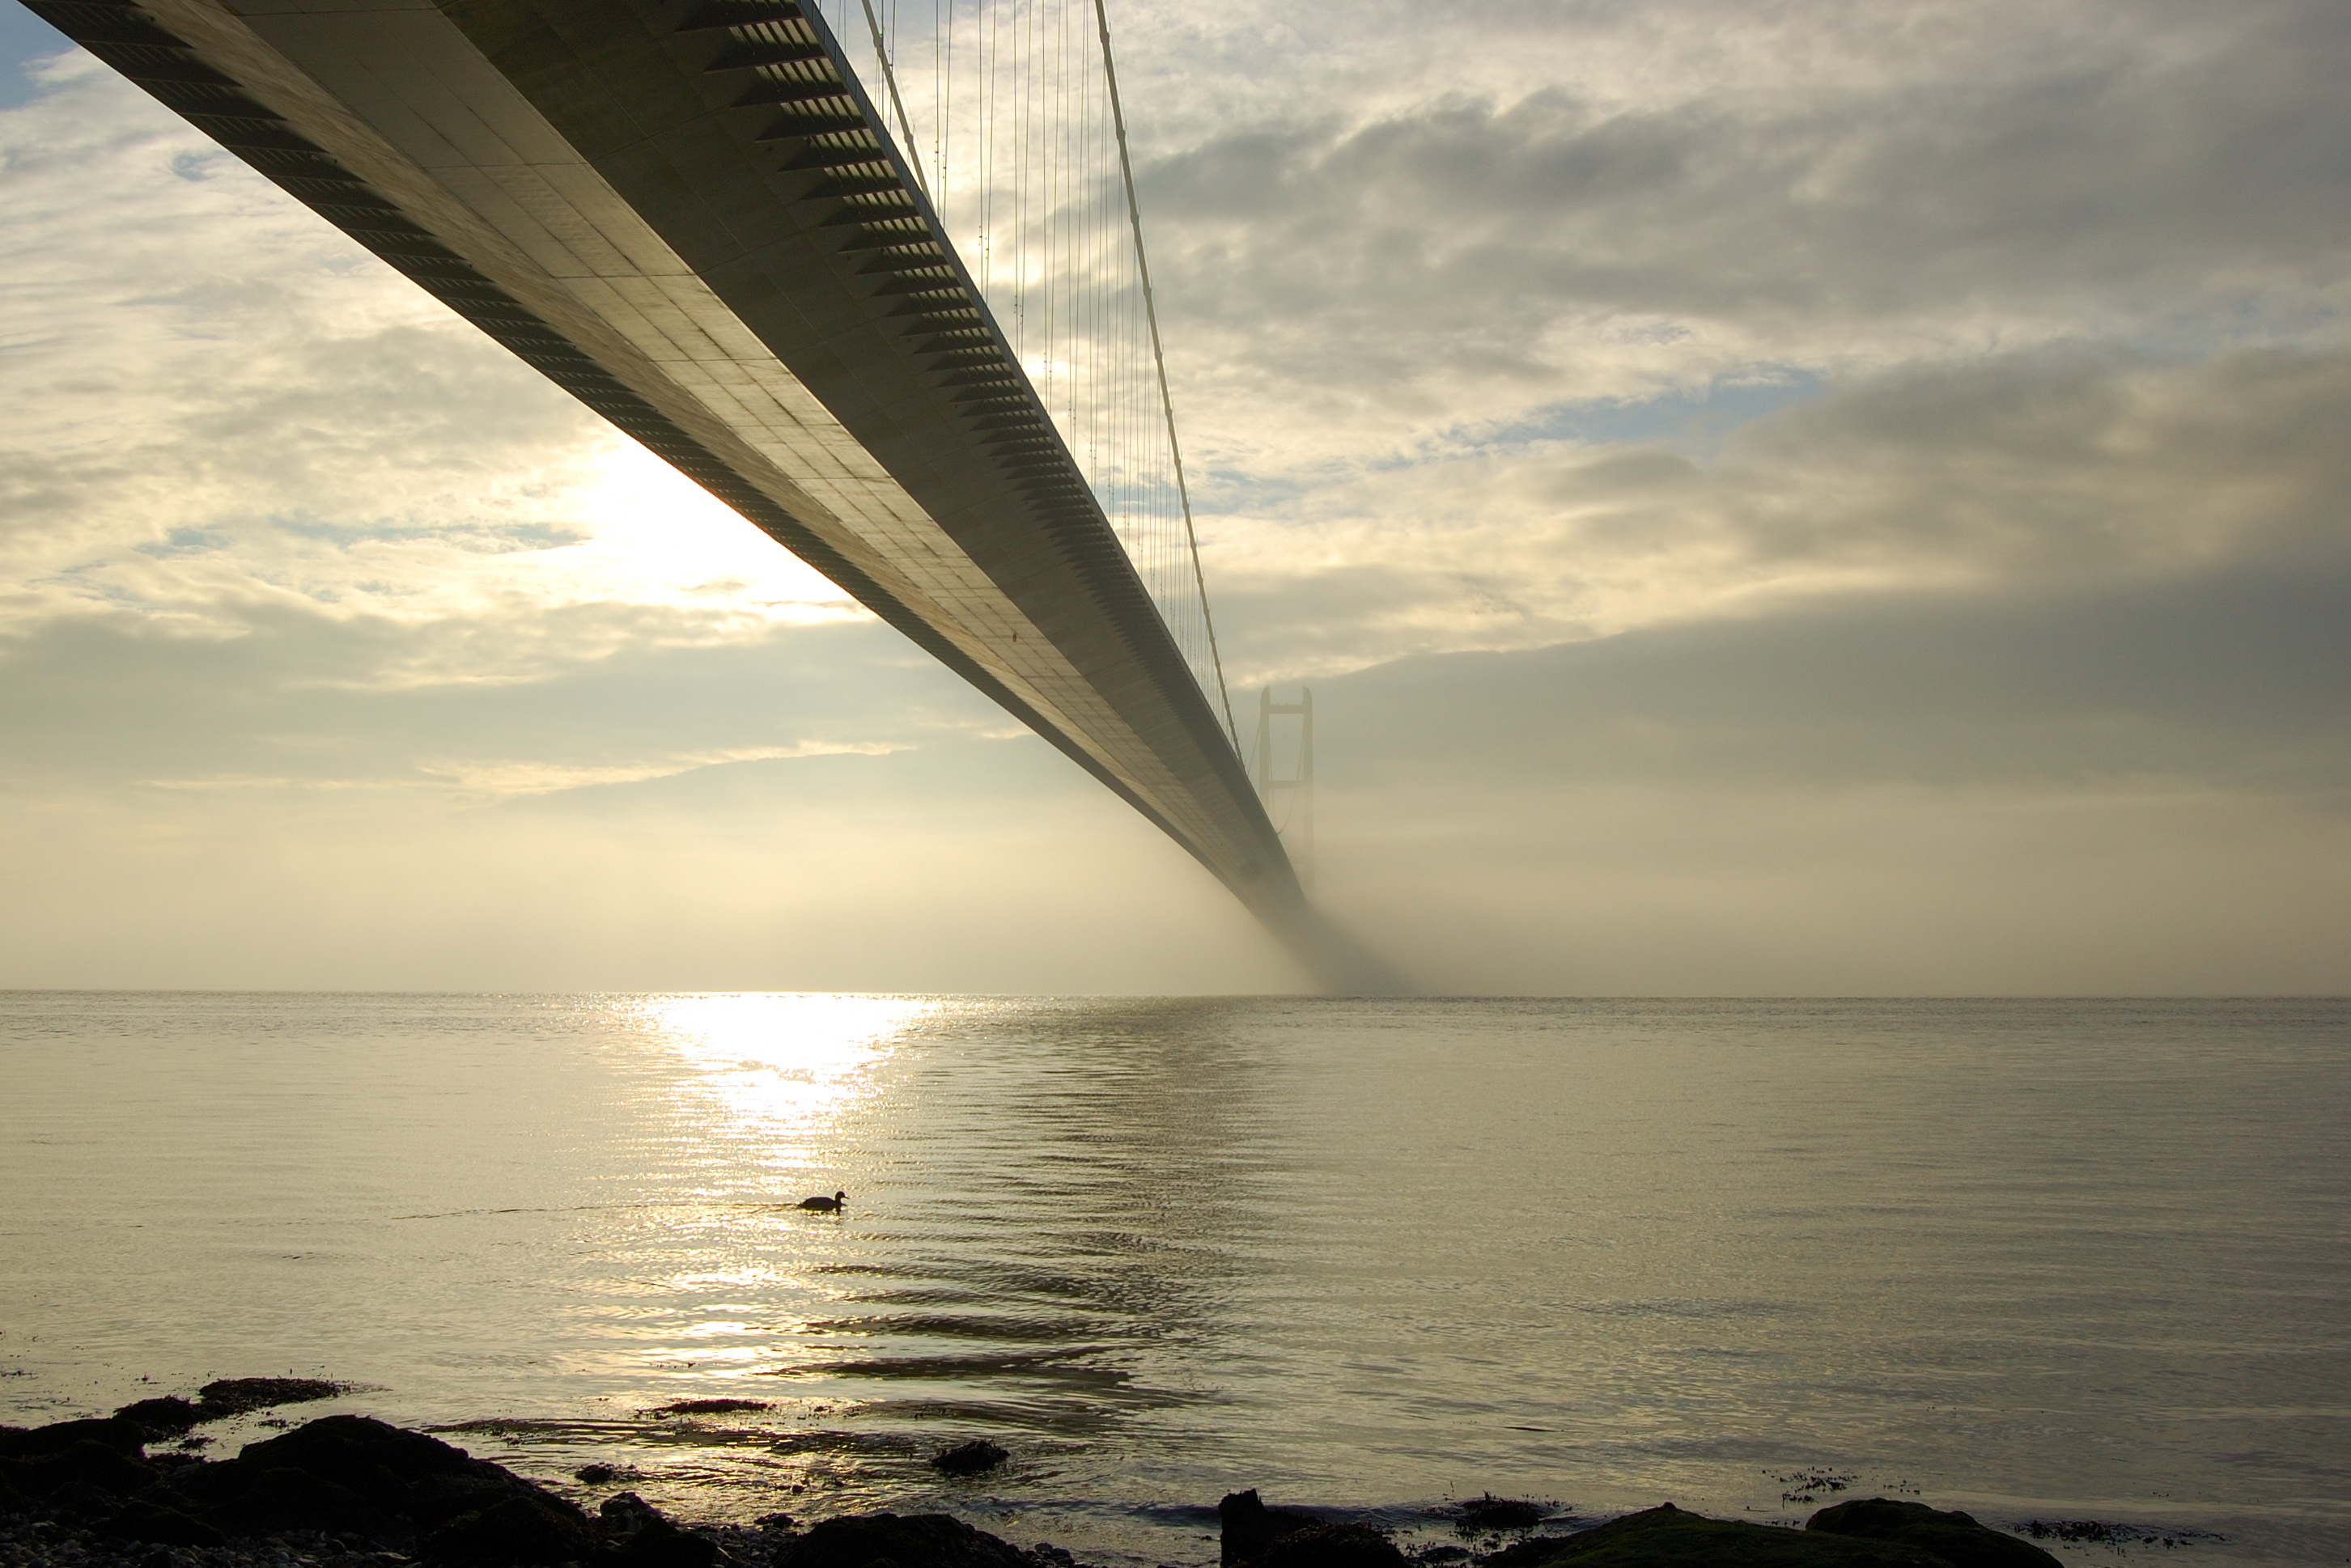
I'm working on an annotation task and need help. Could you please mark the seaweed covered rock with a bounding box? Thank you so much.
[789,1511,1035,1568]
[933,1439,1011,1477]
[1250,1521,1408,1568]
[193,1378,345,1418]
[1808,1500,2061,1568]
[112,1397,204,1439]
[1500,1503,1948,1566]
[1221,1489,1322,1566]
[106,1380,340,1439]
[1453,1497,1549,1536]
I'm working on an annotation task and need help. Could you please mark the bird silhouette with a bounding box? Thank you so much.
[797,1190,847,1212]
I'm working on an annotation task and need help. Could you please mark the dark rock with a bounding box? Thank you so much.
[1221,1490,1320,1566]
[195,1378,345,1418]
[96,1498,227,1548]
[0,1418,150,1460]
[1455,1496,1548,1535]
[153,1413,578,1543]
[5,1440,158,1500]
[932,1439,1011,1477]
[1810,1499,2062,1568]
[114,1398,203,1439]
[790,1511,1035,1568]
[231,1413,482,1490]
[600,1492,663,1533]
[49,1480,126,1520]
[596,1490,716,1568]
[755,1511,798,1532]
[577,1464,622,1485]
[422,1490,605,1565]
[602,1492,666,1526]
[1250,1522,1407,1568]
[1503,1503,1948,1566]
[233,1466,387,1536]
[611,1515,718,1567]
[643,1399,770,1418]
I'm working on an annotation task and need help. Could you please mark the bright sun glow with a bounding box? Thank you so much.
[550,442,861,625]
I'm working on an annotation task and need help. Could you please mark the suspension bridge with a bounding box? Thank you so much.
[29,0,1389,988]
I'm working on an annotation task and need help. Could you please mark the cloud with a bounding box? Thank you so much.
[0,2,68,108]
[1314,562,2351,796]
[0,57,846,643]
[0,609,997,798]
[1203,344,2351,680]
[1137,0,2351,468]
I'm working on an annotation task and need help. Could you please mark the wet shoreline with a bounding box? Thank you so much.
[0,1388,2149,1568]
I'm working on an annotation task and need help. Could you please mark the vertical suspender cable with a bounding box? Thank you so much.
[1089,0,1240,756]
[859,0,932,199]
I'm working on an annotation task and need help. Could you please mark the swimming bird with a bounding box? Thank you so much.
[797,1190,847,1212]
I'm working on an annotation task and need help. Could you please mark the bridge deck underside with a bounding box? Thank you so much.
[38,0,1303,918]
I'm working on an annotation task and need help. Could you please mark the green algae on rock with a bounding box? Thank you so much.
[1809,1499,2063,1568]
[1445,1502,1951,1567]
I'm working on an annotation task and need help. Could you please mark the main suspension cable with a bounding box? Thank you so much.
[1089,0,1239,754]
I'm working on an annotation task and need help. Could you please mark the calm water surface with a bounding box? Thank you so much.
[1,994,2345,1564]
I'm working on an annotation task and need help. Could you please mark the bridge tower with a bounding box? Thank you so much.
[1254,687,1314,893]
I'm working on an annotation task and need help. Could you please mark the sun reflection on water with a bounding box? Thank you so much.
[584,996,937,1402]
[630,993,930,1161]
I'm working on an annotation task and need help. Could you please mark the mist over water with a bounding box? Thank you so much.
[2,994,2345,1565]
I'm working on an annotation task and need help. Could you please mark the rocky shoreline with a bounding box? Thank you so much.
[3,1385,2072,1568]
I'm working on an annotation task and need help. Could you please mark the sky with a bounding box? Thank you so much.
[1,0,2346,994]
